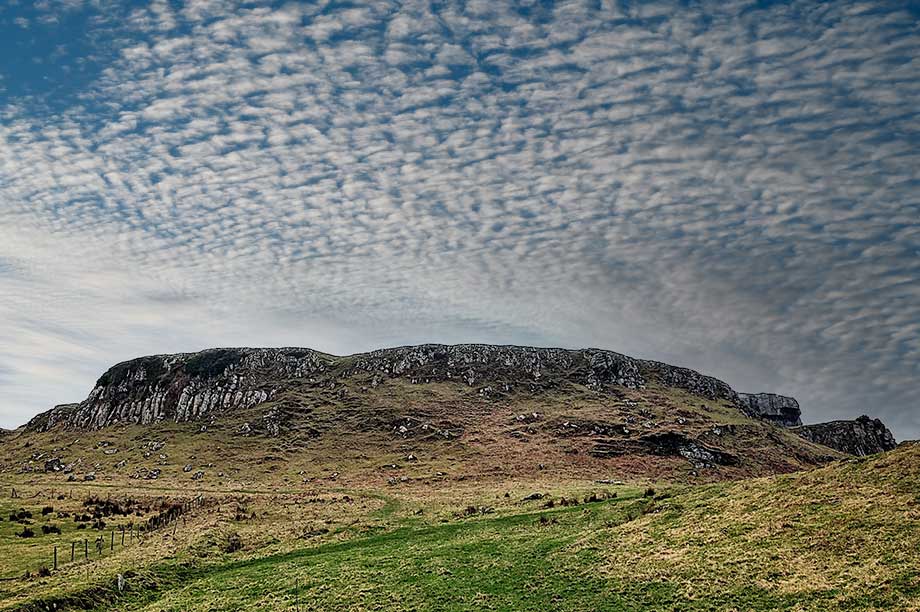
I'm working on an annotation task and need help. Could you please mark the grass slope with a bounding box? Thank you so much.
[3,444,917,611]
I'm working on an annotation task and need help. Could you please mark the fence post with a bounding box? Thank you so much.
[84,539,88,559]
[121,527,125,546]
[111,530,114,551]
[54,546,58,571]
[71,541,75,562]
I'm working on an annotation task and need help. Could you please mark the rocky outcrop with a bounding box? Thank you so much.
[24,344,740,432]
[348,344,738,401]
[26,349,331,431]
[738,393,803,427]
[23,403,81,432]
[793,416,897,456]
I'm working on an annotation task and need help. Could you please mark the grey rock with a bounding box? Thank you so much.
[793,416,896,456]
[738,393,803,427]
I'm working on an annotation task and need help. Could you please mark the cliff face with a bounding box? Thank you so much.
[25,349,332,431]
[794,416,897,456]
[24,344,739,432]
[738,393,803,427]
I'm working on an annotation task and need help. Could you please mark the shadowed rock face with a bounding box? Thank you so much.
[23,344,739,432]
[794,416,897,456]
[738,393,803,427]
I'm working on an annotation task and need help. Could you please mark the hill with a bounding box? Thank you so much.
[2,344,865,485]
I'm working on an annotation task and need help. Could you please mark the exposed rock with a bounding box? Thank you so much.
[738,393,803,427]
[83,472,96,481]
[192,470,204,480]
[793,416,896,456]
[44,458,63,472]
[22,344,741,433]
[588,431,738,468]
[23,403,80,432]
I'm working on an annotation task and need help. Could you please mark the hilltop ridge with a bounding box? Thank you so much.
[26,344,739,432]
[4,344,896,487]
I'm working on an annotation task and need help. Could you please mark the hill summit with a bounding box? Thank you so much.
[11,344,896,485]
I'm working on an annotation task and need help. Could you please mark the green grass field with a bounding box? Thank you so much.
[1,443,917,611]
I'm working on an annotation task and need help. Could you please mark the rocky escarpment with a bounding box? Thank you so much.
[24,344,739,432]
[793,416,897,457]
[738,393,803,427]
[25,348,332,431]
[348,344,738,400]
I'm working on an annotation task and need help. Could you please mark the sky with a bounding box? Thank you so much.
[0,0,918,439]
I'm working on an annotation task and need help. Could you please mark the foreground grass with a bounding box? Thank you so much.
[3,445,919,611]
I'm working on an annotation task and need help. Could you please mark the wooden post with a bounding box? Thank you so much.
[54,546,58,571]
[111,530,114,551]
[121,527,125,546]
[71,541,75,562]
[84,539,88,559]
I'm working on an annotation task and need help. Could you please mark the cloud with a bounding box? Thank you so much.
[0,0,918,439]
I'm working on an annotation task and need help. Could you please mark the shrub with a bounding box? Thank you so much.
[223,532,243,553]
[41,506,54,516]
[16,527,35,538]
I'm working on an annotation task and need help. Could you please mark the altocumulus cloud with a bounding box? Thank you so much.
[0,0,918,438]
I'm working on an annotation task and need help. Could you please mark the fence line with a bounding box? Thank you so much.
[9,494,212,580]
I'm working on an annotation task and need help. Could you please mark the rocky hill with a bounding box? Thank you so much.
[24,345,738,432]
[3,344,896,485]
[793,416,898,456]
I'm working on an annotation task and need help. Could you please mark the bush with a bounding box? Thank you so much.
[41,506,54,516]
[41,524,61,535]
[644,487,656,498]
[16,527,35,538]
[37,566,51,577]
[223,532,243,553]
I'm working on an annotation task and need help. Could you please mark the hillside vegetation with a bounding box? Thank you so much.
[0,443,916,611]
